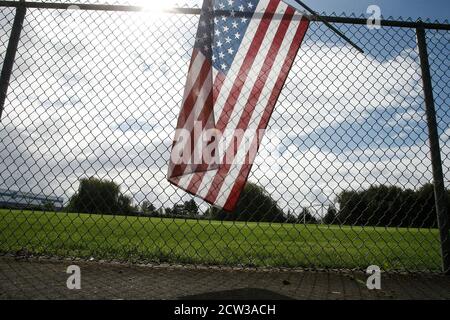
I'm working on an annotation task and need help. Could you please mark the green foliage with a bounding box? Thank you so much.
[285,209,297,224]
[205,182,285,222]
[41,200,55,212]
[67,177,136,215]
[183,199,199,216]
[171,204,185,216]
[163,199,199,218]
[118,194,135,215]
[66,178,448,228]
[323,205,338,224]
[141,200,156,215]
[297,208,317,224]
[336,183,449,228]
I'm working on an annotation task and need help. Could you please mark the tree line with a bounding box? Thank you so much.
[63,177,317,222]
[58,177,446,228]
[66,177,200,218]
[328,184,447,228]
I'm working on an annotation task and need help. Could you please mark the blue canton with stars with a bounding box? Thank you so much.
[194,0,259,74]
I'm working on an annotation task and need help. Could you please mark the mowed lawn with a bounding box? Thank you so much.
[0,209,442,271]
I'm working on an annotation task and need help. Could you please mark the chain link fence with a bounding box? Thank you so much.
[0,1,449,273]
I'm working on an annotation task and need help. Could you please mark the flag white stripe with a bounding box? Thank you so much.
[181,52,205,105]
[213,1,290,161]
[174,52,212,171]
[210,0,271,124]
[194,1,288,199]
[176,0,271,188]
[215,15,302,207]
[170,52,207,153]
[178,66,214,170]
[194,66,213,120]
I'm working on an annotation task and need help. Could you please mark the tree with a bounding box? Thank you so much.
[171,204,185,216]
[285,209,297,224]
[297,208,317,224]
[41,200,55,212]
[68,177,135,215]
[141,200,156,215]
[336,189,365,226]
[118,194,135,215]
[413,183,440,228]
[335,184,448,228]
[183,199,199,216]
[205,182,285,222]
[322,205,338,225]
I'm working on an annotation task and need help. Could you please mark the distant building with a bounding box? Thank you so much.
[0,188,64,210]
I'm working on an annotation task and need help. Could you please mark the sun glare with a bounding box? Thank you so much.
[135,0,178,14]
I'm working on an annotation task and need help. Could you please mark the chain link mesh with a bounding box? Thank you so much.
[0,1,449,273]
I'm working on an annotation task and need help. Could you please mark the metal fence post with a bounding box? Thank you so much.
[416,25,450,274]
[0,2,26,120]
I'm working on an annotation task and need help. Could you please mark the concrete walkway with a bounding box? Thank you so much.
[0,256,449,299]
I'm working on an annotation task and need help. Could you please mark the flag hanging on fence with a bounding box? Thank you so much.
[168,0,309,211]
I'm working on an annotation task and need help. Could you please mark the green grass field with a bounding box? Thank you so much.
[0,209,442,271]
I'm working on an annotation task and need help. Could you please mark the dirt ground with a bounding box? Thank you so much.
[0,256,449,300]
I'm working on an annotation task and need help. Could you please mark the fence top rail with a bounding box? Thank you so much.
[0,0,449,31]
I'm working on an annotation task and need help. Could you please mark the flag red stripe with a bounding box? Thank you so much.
[188,49,198,72]
[204,6,296,204]
[168,0,311,212]
[170,78,214,177]
[170,71,226,185]
[215,0,279,133]
[169,50,212,179]
[169,88,214,178]
[183,0,279,195]
[183,72,226,191]
[222,17,310,211]
[176,56,212,130]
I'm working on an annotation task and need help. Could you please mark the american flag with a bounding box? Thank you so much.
[168,0,309,211]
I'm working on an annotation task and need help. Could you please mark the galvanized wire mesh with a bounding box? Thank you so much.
[0,1,449,273]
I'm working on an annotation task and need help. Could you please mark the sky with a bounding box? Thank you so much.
[0,1,449,216]
[301,0,449,22]
[175,0,450,21]
[13,0,450,21]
